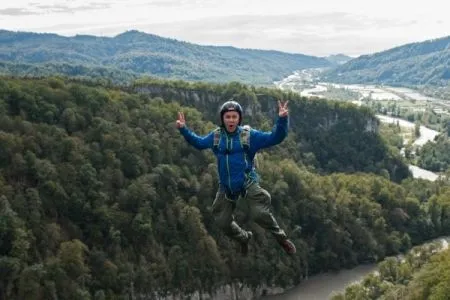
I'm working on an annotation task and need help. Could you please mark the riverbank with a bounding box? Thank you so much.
[259,237,450,300]
[260,264,377,300]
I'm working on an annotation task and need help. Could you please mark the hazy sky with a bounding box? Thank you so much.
[1,0,449,56]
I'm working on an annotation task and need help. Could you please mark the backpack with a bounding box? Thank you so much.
[213,125,259,169]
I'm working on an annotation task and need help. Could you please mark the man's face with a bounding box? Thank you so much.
[223,111,240,132]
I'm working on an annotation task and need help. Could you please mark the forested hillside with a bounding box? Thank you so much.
[0,30,332,85]
[1,76,449,299]
[323,35,450,87]
[0,61,140,85]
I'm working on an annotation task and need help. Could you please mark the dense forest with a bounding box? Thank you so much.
[1,76,449,299]
[0,30,332,85]
[0,61,140,85]
[323,35,450,87]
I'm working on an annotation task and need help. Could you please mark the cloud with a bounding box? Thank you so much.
[0,2,111,16]
[142,0,187,7]
[34,2,111,13]
[138,13,420,56]
[152,13,412,39]
[0,8,35,16]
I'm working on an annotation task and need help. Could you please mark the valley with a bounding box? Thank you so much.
[274,68,449,181]
[274,68,449,104]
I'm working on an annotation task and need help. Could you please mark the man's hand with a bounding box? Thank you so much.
[176,111,186,128]
[278,100,289,117]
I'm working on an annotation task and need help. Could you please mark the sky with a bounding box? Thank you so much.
[0,0,449,57]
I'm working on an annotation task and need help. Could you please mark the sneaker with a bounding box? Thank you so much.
[279,239,296,255]
[240,231,253,256]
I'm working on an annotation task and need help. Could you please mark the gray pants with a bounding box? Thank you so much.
[212,182,287,243]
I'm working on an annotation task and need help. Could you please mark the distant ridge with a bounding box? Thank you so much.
[0,29,332,84]
[323,35,450,86]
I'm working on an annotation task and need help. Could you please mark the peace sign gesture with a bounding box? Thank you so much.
[278,100,289,117]
[176,111,186,128]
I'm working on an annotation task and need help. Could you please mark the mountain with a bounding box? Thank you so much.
[0,29,332,85]
[325,54,353,65]
[322,35,450,86]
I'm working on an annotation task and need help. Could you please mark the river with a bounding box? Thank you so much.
[375,114,441,181]
[376,114,440,147]
[261,264,377,300]
[260,237,449,300]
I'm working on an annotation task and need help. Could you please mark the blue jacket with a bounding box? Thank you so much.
[179,116,288,196]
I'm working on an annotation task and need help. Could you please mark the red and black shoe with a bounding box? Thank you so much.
[279,239,296,255]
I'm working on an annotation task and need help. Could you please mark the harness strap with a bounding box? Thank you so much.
[213,126,251,151]
[213,127,221,150]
